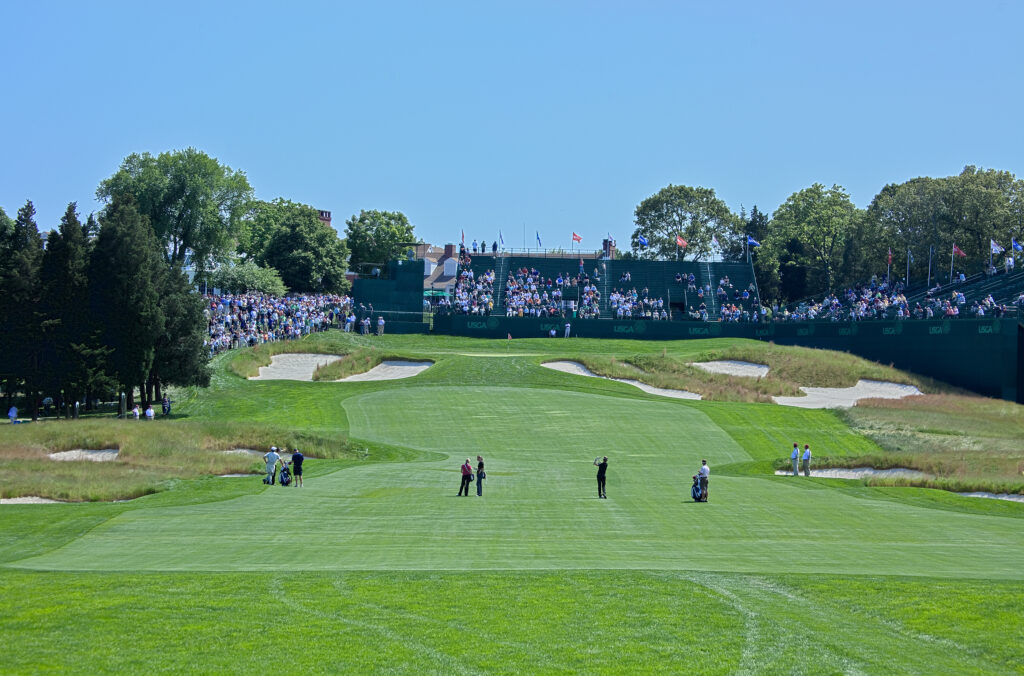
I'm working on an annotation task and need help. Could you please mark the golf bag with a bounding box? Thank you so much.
[279,463,292,487]
[691,475,702,502]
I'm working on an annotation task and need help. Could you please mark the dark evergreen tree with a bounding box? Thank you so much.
[89,197,165,408]
[0,202,44,418]
[40,204,99,415]
[150,264,211,399]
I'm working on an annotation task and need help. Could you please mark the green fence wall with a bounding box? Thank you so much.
[431,315,1022,402]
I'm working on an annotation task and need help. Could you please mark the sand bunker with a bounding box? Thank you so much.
[48,449,119,462]
[336,360,433,382]
[775,467,930,479]
[958,492,1024,504]
[1,496,64,504]
[217,473,260,478]
[249,353,342,381]
[542,361,701,400]
[691,360,770,378]
[773,380,922,409]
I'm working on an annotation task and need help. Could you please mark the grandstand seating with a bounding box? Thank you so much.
[459,254,759,320]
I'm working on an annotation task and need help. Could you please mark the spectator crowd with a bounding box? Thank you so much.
[205,293,351,355]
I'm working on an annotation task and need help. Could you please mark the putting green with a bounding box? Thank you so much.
[15,387,1024,578]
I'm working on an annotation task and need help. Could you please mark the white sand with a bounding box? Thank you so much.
[48,449,119,462]
[336,360,433,382]
[691,360,770,378]
[249,353,343,381]
[542,361,701,400]
[957,492,1024,504]
[773,380,923,409]
[775,467,930,479]
[217,473,260,478]
[1,496,64,504]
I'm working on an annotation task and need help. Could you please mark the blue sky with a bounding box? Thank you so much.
[2,0,1021,250]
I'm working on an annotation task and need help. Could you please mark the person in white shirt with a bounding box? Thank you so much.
[144,405,155,421]
[698,459,710,502]
[263,447,282,485]
[790,443,800,476]
[801,445,812,476]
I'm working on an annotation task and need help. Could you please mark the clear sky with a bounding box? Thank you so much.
[2,0,1021,250]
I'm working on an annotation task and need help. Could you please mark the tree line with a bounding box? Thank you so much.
[1,148,419,419]
[628,166,1024,302]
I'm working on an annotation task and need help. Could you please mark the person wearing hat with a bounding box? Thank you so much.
[376,316,385,336]
[801,444,812,477]
[698,459,710,502]
[291,447,304,488]
[263,446,282,485]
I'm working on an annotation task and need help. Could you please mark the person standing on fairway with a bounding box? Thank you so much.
[595,456,608,499]
[801,444,812,476]
[476,455,485,496]
[291,448,304,488]
[791,443,800,476]
[698,459,710,502]
[458,458,473,496]
[264,446,282,485]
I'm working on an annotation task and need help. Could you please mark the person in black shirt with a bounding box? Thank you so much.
[291,448,305,488]
[476,455,485,496]
[594,456,608,499]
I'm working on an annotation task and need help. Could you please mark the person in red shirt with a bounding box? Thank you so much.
[458,458,473,496]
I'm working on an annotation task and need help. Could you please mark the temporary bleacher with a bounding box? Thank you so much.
[460,253,759,319]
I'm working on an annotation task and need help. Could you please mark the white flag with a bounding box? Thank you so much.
[991,239,1005,254]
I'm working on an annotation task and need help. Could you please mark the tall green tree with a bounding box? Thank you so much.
[96,148,253,279]
[89,197,165,408]
[39,204,94,414]
[211,259,288,296]
[768,184,861,296]
[150,264,211,400]
[0,201,44,417]
[263,201,349,293]
[632,185,737,260]
[344,210,416,274]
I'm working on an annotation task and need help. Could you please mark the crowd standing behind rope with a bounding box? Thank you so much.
[204,293,353,355]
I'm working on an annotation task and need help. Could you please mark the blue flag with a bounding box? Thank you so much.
[499,230,504,246]
[747,236,760,247]
[1014,237,1023,252]
[536,231,542,248]
[638,235,649,247]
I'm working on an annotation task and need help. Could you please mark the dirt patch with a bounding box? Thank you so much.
[690,360,770,378]
[48,449,119,462]
[542,361,701,400]
[249,353,343,381]
[336,360,433,382]
[774,380,923,409]
[1,496,65,504]
[774,467,931,479]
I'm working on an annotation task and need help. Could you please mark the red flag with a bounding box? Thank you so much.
[953,245,967,257]
[572,232,582,243]
[676,235,688,248]
[887,248,892,265]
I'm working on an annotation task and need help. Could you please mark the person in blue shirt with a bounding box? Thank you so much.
[290,448,304,487]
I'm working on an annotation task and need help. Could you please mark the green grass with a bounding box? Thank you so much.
[2,332,1023,673]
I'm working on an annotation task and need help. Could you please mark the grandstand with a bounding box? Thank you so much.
[460,253,759,320]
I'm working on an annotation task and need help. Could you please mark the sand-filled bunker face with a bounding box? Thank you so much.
[335,360,433,382]
[774,380,923,409]
[541,361,701,400]
[249,354,343,381]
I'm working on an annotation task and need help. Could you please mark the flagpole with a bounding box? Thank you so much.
[950,246,955,283]
[906,248,910,288]
[927,246,933,289]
